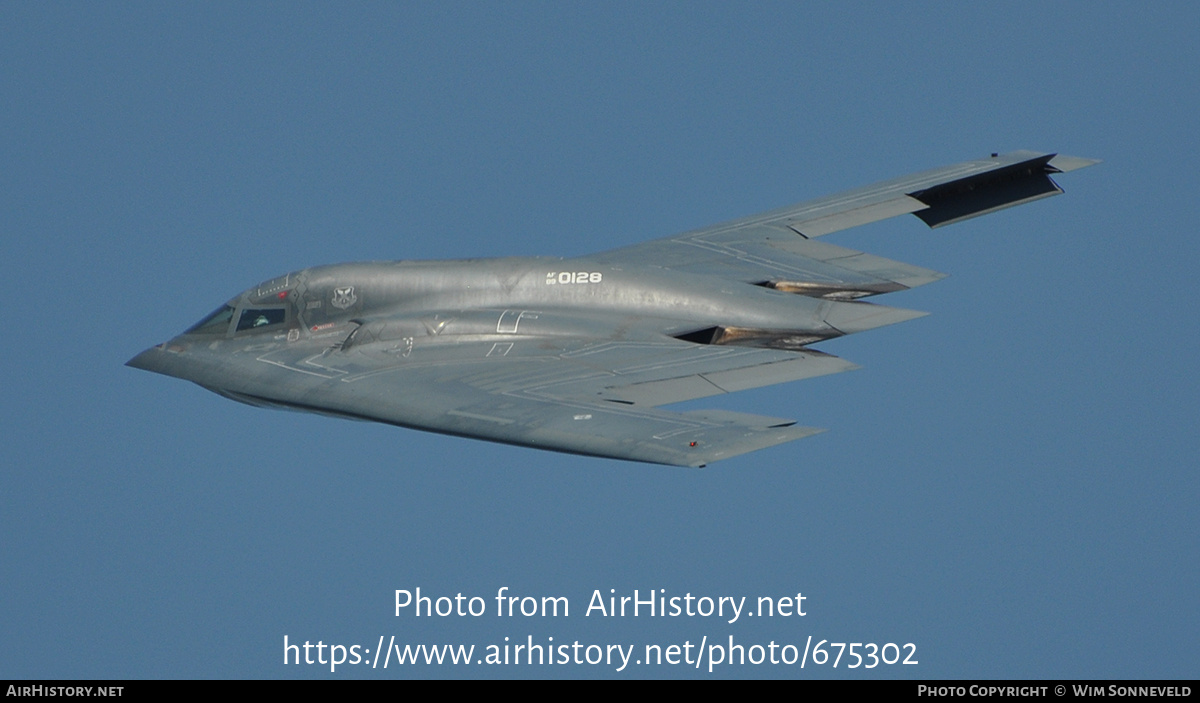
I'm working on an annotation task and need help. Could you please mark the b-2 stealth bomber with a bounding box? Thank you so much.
[128,151,1096,466]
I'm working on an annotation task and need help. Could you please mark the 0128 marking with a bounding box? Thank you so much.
[547,271,603,284]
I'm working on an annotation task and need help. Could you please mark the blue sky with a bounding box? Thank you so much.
[2,3,1196,678]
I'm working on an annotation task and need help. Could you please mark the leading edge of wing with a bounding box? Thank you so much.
[687,150,1099,238]
[424,394,828,468]
[598,151,1098,255]
[223,380,825,467]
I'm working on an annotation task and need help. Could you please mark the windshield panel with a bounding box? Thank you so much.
[236,307,287,332]
[186,305,236,334]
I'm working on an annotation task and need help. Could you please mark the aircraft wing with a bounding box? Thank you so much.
[240,330,860,466]
[589,151,1099,294]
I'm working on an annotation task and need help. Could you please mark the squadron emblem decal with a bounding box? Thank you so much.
[331,286,358,309]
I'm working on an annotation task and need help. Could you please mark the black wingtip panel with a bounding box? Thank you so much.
[908,153,1064,228]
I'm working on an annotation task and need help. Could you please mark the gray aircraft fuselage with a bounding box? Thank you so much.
[129,150,1096,466]
[130,256,907,398]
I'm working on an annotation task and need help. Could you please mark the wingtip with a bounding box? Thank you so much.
[1047,154,1102,172]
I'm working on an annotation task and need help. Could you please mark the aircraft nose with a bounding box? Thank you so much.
[126,344,177,376]
[127,346,162,371]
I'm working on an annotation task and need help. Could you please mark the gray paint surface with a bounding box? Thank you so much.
[129,152,1095,466]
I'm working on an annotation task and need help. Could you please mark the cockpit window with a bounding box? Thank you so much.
[236,307,287,332]
[186,304,236,334]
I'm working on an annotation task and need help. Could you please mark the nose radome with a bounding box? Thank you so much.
[126,344,189,379]
[126,346,162,372]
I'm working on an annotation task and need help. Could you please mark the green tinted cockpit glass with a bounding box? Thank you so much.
[186,305,236,334]
[236,307,286,332]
